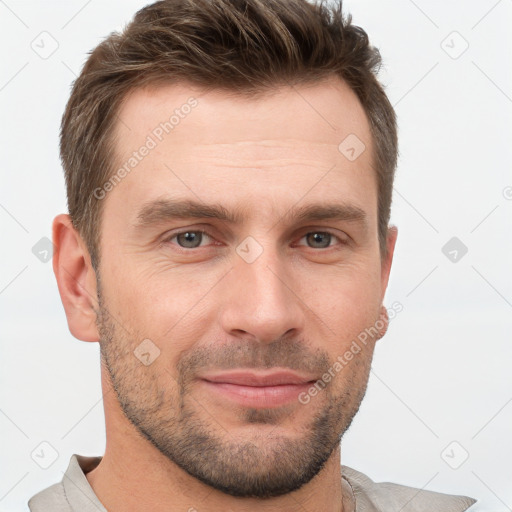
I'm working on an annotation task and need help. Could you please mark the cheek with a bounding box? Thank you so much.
[295,260,382,335]
[100,259,223,356]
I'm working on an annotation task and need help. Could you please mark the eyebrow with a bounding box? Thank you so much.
[134,198,368,231]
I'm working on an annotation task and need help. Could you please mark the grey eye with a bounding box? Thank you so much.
[176,231,204,248]
[305,232,332,248]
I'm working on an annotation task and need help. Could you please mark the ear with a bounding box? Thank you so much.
[380,225,398,302]
[376,226,398,340]
[52,214,100,342]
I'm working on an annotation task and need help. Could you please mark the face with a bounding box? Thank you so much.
[93,77,395,498]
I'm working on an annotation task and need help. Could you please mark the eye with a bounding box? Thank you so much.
[164,230,214,249]
[297,231,347,249]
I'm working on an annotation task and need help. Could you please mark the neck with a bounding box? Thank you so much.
[86,444,345,512]
[86,422,346,512]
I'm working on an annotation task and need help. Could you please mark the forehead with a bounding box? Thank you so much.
[114,77,372,150]
[104,77,376,228]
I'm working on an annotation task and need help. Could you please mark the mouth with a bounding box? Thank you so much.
[198,370,318,408]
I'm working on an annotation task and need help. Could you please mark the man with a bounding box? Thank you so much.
[28,0,477,510]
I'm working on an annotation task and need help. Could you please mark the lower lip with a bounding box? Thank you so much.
[200,380,313,408]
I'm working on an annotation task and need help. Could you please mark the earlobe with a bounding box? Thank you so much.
[52,214,100,342]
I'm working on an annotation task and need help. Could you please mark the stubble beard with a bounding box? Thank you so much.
[95,286,372,498]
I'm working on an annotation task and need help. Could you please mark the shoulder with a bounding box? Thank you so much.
[341,465,477,512]
[27,453,102,512]
[28,482,70,512]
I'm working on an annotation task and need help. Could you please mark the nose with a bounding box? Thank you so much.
[219,246,305,344]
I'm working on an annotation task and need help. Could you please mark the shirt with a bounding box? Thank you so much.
[28,454,477,512]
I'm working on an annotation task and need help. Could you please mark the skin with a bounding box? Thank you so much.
[53,75,397,512]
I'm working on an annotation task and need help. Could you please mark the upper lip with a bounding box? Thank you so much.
[200,370,317,387]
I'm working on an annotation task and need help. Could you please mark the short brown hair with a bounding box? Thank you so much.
[60,0,398,270]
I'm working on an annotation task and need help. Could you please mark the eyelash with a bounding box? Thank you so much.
[161,229,348,250]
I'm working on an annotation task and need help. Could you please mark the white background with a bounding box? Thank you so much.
[1,0,511,510]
